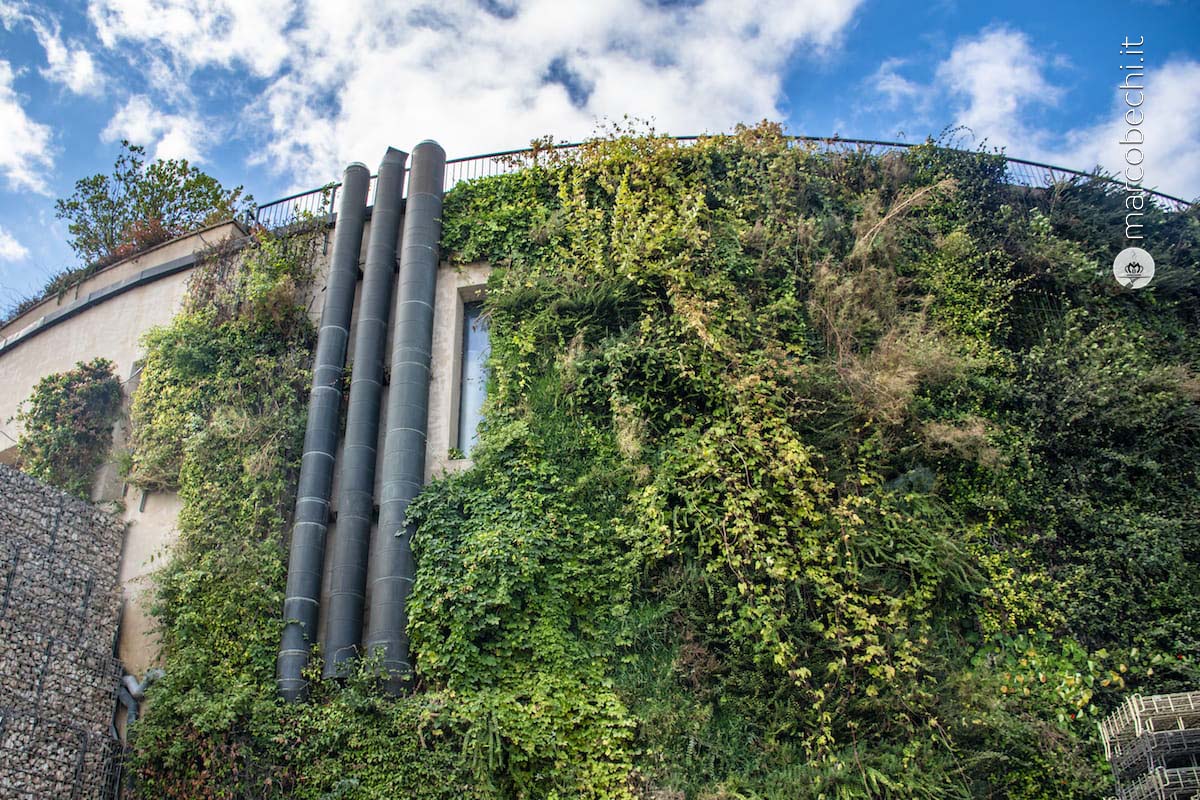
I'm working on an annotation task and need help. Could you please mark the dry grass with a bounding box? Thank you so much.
[841,318,966,427]
[612,396,649,466]
[922,415,1007,469]
[849,178,957,267]
[805,177,968,428]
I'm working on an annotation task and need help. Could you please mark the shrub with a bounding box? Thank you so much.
[15,357,122,498]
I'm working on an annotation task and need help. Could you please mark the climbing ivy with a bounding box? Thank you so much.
[122,225,319,796]
[126,125,1199,799]
[426,124,1199,797]
[15,356,122,498]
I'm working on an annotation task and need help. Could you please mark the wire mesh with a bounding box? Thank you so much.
[1113,729,1200,781]
[1103,693,1200,760]
[1102,693,1200,800]
[0,526,123,798]
[0,706,121,800]
[1119,766,1200,800]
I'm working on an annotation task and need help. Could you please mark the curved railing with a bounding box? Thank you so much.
[253,136,1195,228]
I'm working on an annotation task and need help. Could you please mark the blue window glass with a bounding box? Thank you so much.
[457,301,490,457]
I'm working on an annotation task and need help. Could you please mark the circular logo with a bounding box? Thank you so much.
[1113,247,1155,289]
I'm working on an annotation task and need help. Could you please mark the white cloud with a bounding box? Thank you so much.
[33,19,104,95]
[0,60,54,194]
[87,0,298,78]
[0,225,29,261]
[102,95,206,162]
[934,27,1062,150]
[0,1,104,94]
[87,0,865,187]
[868,57,922,110]
[1058,60,1200,202]
[867,27,1199,200]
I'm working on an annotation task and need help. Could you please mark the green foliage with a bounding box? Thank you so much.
[54,139,252,268]
[407,413,641,798]
[427,124,1199,797]
[14,357,122,498]
[126,230,318,491]
[128,125,1199,799]
[125,226,319,797]
[1014,312,1200,675]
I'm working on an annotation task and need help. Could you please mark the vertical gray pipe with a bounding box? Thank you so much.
[322,148,408,679]
[277,162,370,702]
[366,140,446,694]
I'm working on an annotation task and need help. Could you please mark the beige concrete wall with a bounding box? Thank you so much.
[92,364,183,684]
[0,220,246,341]
[115,488,184,678]
[0,224,246,447]
[0,271,192,449]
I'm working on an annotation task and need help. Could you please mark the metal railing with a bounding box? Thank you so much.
[253,136,1196,228]
[253,175,380,230]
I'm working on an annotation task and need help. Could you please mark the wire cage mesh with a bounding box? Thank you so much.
[1119,766,1200,800]
[1102,693,1200,761]
[0,541,123,799]
[1112,730,1200,782]
[1100,693,1200,800]
[0,706,123,800]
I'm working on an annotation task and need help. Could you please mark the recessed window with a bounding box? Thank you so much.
[456,301,490,457]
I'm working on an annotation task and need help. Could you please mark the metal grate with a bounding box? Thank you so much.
[252,135,1195,228]
[1101,693,1200,800]
[1119,766,1200,800]
[1102,693,1200,761]
[1113,729,1200,781]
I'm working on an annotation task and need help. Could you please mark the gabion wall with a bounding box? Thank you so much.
[0,464,124,799]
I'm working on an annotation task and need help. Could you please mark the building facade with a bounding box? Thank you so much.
[0,139,493,728]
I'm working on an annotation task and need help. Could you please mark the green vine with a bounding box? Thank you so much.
[15,356,122,498]
[125,225,321,796]
[427,124,1199,797]
[125,125,1199,799]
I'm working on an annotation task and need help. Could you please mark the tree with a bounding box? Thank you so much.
[54,140,253,267]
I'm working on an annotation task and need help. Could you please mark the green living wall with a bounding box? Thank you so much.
[15,356,122,499]
[127,126,1199,799]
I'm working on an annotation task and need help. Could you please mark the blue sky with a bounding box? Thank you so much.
[1,0,1197,307]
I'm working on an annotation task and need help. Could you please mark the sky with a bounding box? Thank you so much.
[0,0,1197,307]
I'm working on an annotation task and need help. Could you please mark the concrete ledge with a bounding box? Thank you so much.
[1,220,251,338]
[0,218,274,358]
[0,205,390,357]
[0,251,202,357]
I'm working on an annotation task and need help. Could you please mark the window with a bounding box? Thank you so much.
[456,301,490,457]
